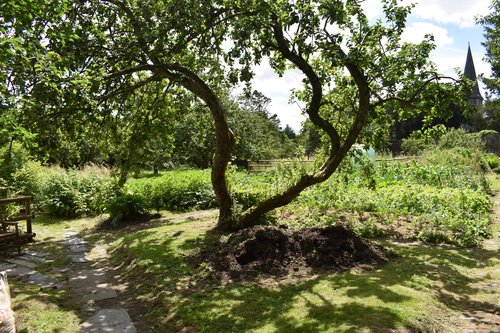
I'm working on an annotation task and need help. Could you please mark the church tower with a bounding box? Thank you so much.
[464,44,484,105]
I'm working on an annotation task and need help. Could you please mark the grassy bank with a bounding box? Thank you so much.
[103,212,499,332]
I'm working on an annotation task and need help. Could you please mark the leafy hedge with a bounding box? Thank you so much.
[127,170,217,212]
[10,162,114,218]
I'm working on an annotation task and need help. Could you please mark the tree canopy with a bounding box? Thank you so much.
[475,0,500,131]
[480,0,500,97]
[1,0,469,229]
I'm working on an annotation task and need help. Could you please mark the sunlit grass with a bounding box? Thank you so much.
[11,278,81,333]
[9,205,499,332]
[486,173,500,191]
[106,215,499,332]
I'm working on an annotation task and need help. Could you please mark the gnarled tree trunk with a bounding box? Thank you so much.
[227,22,371,230]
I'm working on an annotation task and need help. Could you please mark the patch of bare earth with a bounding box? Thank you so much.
[197,225,392,283]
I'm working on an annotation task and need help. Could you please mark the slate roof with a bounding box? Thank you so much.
[464,44,483,105]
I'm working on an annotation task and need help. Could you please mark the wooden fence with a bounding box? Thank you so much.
[248,159,314,172]
[248,156,418,172]
[375,156,419,163]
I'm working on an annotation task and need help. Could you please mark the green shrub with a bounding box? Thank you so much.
[402,128,489,157]
[485,154,500,170]
[127,170,217,212]
[12,160,49,198]
[437,128,484,151]
[401,136,428,155]
[41,171,83,217]
[105,192,148,226]
[422,148,486,174]
[376,159,488,192]
[76,173,115,216]
[25,167,113,218]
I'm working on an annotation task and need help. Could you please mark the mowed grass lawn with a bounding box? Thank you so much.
[100,211,499,332]
[7,176,500,332]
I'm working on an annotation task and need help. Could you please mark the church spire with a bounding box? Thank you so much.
[464,44,483,105]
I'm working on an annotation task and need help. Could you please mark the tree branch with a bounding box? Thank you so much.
[158,64,236,222]
[371,74,459,108]
[105,64,158,79]
[103,0,155,63]
[236,19,372,228]
[271,20,341,154]
[97,73,163,101]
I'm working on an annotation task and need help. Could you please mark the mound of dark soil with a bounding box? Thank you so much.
[204,225,391,280]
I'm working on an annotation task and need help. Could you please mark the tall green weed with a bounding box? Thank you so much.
[127,170,217,212]
[11,163,113,217]
[290,150,492,246]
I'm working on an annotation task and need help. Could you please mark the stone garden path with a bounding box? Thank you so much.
[0,250,62,289]
[64,231,137,333]
[0,232,137,332]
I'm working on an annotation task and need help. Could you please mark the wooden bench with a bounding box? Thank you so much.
[0,196,35,254]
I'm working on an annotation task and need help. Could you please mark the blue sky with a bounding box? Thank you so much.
[249,0,493,133]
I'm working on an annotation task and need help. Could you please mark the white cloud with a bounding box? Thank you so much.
[431,52,464,76]
[361,0,384,21]
[401,22,454,47]
[404,0,491,28]
[363,0,491,28]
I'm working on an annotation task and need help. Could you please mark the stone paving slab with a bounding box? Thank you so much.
[18,254,51,264]
[52,267,70,274]
[2,265,37,277]
[27,272,49,284]
[23,250,50,258]
[82,305,102,313]
[27,272,63,289]
[4,258,38,268]
[0,262,17,271]
[69,244,88,253]
[74,284,118,302]
[81,309,137,333]
[69,253,89,263]
[68,269,109,288]
[64,237,86,246]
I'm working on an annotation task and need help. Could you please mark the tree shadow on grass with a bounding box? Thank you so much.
[173,277,411,333]
[382,242,500,315]
[104,219,499,333]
